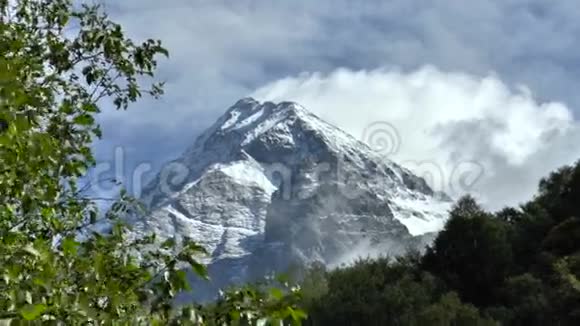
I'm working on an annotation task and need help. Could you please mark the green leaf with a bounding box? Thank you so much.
[161,238,176,249]
[173,269,190,291]
[62,237,80,256]
[289,308,307,321]
[82,102,99,113]
[269,287,284,300]
[73,114,94,126]
[92,125,102,138]
[183,240,209,255]
[275,273,290,285]
[191,260,209,280]
[20,304,47,320]
[157,46,169,58]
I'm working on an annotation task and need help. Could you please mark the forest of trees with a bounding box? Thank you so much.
[1,0,579,325]
[296,162,580,325]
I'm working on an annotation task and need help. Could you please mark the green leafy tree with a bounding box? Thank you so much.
[0,0,305,324]
[536,161,580,223]
[416,292,498,326]
[506,202,554,274]
[297,166,580,325]
[550,256,580,323]
[302,256,496,326]
[542,217,580,256]
[422,196,513,307]
[492,273,550,326]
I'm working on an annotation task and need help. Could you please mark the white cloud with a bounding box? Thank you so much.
[252,66,580,210]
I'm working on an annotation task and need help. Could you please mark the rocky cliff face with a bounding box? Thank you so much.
[129,98,452,300]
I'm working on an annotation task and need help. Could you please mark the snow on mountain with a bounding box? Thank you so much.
[130,97,452,299]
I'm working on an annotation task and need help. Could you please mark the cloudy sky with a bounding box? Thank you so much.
[92,0,580,211]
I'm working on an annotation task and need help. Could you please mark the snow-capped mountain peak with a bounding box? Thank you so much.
[132,98,452,300]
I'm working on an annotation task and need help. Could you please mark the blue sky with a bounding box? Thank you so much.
[91,0,580,210]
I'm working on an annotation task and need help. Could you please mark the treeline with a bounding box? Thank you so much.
[297,161,580,325]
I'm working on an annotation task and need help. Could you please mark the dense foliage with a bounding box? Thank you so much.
[299,161,580,325]
[0,1,304,324]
